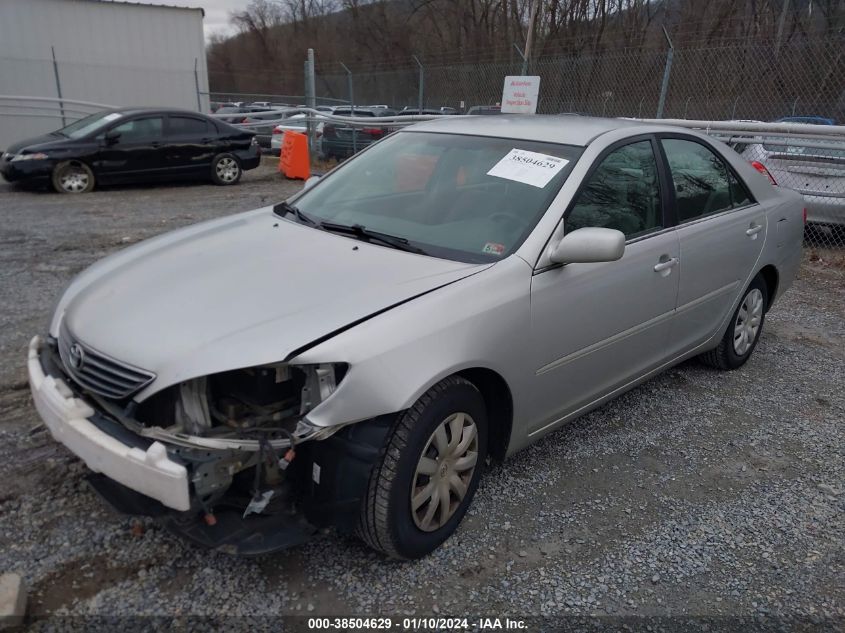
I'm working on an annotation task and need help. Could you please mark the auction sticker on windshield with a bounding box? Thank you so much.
[487,149,569,188]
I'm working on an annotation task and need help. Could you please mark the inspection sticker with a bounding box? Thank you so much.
[487,148,569,188]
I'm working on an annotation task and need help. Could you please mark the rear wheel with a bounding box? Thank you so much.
[211,153,242,185]
[358,376,487,559]
[699,275,768,370]
[52,161,95,193]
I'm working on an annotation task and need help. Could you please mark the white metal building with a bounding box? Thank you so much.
[0,0,209,148]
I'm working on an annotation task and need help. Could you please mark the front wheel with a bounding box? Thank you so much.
[699,275,768,370]
[52,161,95,193]
[210,153,242,186]
[358,376,488,559]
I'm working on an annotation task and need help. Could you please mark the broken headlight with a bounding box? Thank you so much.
[135,362,348,448]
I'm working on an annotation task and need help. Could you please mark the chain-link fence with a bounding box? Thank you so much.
[315,37,844,121]
[308,36,845,248]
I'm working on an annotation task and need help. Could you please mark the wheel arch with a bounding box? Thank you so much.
[758,264,779,311]
[455,367,513,462]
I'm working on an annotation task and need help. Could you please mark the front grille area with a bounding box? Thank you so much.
[58,322,155,400]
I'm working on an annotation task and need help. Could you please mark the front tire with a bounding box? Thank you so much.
[210,153,242,185]
[52,160,95,193]
[699,275,768,370]
[358,376,488,559]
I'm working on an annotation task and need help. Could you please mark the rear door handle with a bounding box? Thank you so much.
[746,223,763,237]
[653,257,679,273]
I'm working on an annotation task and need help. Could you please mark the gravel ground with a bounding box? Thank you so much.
[0,163,843,628]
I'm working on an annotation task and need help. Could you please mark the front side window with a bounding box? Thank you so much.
[110,117,163,142]
[566,140,663,239]
[662,138,733,222]
[292,131,583,262]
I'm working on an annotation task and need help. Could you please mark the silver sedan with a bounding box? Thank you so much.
[27,115,804,558]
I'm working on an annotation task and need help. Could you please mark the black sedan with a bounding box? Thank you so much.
[1,108,261,193]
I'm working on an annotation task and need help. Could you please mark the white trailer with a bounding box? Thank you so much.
[0,0,209,148]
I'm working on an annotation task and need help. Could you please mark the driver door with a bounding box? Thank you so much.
[94,115,165,182]
[528,138,680,435]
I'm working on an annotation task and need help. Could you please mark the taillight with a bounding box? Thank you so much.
[803,208,807,224]
[241,117,249,124]
[272,128,282,135]
[362,127,384,136]
[750,161,777,186]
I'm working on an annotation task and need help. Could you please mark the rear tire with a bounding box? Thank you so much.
[699,275,768,370]
[357,376,488,559]
[52,161,95,194]
[210,153,242,185]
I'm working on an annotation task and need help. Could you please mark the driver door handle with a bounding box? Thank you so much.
[653,257,679,273]
[746,223,763,236]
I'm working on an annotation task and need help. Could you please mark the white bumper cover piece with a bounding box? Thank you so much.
[27,336,190,511]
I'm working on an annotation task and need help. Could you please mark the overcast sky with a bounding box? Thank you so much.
[141,0,244,39]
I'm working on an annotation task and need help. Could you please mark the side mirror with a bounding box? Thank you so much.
[303,175,321,190]
[104,129,120,145]
[549,227,625,264]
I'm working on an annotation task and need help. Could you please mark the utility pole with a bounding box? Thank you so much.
[522,0,542,76]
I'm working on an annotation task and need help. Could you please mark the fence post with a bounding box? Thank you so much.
[513,43,526,74]
[340,62,356,154]
[413,55,424,112]
[193,57,202,112]
[51,46,66,127]
[305,48,317,154]
[656,27,674,119]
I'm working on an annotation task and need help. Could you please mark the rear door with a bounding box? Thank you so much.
[658,135,767,351]
[94,115,165,182]
[163,115,216,175]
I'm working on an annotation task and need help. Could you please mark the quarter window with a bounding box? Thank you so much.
[566,140,663,239]
[661,139,734,222]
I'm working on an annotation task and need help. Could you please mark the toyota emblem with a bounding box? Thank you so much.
[69,343,85,370]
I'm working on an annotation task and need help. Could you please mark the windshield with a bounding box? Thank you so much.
[291,131,582,263]
[58,111,123,139]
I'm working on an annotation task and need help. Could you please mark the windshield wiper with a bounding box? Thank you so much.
[273,201,317,227]
[319,221,428,255]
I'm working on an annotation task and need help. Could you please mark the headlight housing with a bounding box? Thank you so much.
[10,152,49,162]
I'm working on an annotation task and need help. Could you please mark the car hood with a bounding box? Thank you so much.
[58,207,489,398]
[4,133,66,154]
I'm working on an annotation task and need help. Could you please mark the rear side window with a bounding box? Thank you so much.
[168,116,210,136]
[566,140,663,239]
[728,170,752,207]
[661,139,734,222]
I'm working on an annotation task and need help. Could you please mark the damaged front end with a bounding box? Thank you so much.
[32,334,391,555]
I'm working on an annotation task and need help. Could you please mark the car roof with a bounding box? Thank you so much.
[102,107,211,118]
[407,114,645,147]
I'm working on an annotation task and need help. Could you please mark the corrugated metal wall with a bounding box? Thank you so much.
[0,0,209,148]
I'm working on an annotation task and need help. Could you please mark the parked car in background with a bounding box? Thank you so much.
[398,108,451,116]
[270,114,326,155]
[215,105,276,124]
[774,115,836,126]
[242,110,296,150]
[27,116,803,559]
[319,107,395,160]
[736,137,845,229]
[1,108,261,192]
[467,105,502,115]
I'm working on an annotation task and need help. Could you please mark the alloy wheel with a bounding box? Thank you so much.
[411,412,479,532]
[733,288,764,355]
